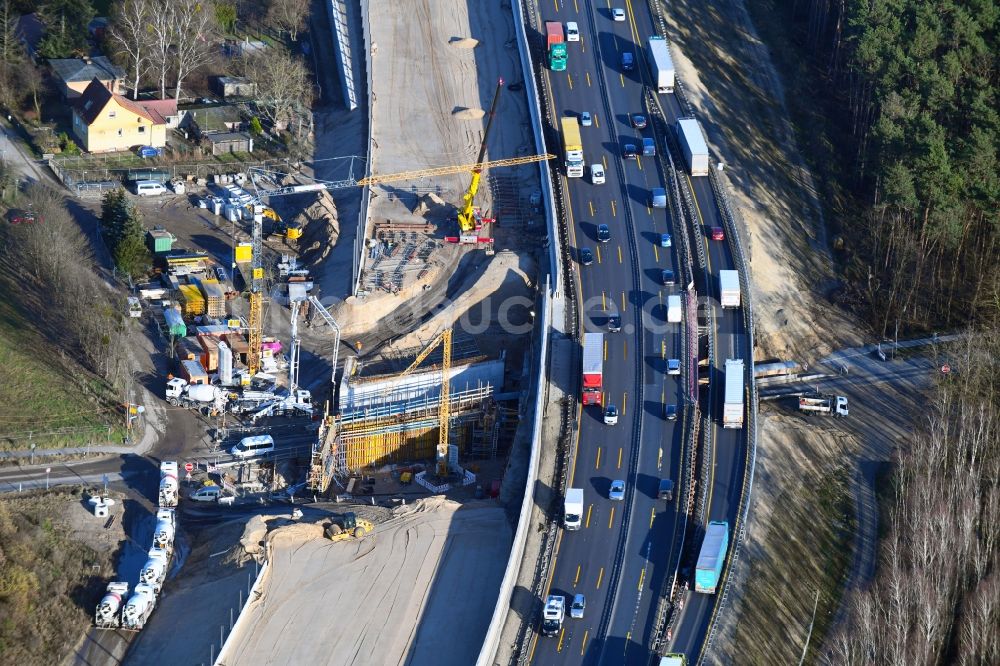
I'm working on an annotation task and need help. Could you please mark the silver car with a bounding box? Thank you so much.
[571,593,586,619]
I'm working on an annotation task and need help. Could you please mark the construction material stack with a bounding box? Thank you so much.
[198,279,226,318]
[178,284,206,317]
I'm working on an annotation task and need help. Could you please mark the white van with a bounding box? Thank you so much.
[134,180,167,196]
[189,485,222,502]
[230,434,275,458]
[566,22,580,41]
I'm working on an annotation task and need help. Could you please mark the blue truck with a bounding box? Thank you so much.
[695,521,730,593]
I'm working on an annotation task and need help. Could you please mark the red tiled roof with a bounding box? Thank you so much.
[74,78,165,127]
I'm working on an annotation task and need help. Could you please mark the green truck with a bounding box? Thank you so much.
[545,22,567,71]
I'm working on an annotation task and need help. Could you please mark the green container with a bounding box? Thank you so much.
[146,230,175,254]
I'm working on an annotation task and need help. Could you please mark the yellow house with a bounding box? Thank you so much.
[72,79,167,153]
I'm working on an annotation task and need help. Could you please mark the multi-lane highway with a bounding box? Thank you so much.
[528,0,749,663]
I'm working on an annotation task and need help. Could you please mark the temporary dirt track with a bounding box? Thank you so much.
[225,498,511,666]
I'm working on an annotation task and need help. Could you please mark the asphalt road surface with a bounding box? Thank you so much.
[528,1,747,664]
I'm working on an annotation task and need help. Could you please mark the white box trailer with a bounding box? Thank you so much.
[647,36,675,93]
[677,118,709,176]
[667,294,682,323]
[564,488,584,530]
[723,359,744,428]
[719,270,741,308]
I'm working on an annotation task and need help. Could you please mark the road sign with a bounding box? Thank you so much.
[184,462,194,472]
[941,364,951,374]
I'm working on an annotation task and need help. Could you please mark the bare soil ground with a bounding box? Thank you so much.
[0,489,125,666]
[223,497,511,666]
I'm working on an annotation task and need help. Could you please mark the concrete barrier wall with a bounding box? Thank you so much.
[326,0,358,111]
[214,551,270,665]
[476,0,560,662]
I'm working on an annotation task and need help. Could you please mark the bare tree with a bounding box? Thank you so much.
[109,0,154,99]
[171,0,218,102]
[238,49,312,135]
[266,0,308,42]
[147,2,175,100]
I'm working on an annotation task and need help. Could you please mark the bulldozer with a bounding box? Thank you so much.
[324,512,374,542]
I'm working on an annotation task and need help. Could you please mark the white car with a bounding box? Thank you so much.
[612,8,626,22]
[591,164,605,184]
[609,480,625,501]
[604,405,619,425]
[566,21,580,41]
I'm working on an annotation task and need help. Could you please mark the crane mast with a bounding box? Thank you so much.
[457,78,504,243]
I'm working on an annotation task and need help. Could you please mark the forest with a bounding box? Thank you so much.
[778,0,998,334]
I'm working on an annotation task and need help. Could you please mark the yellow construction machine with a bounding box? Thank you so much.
[452,78,505,245]
[324,512,374,542]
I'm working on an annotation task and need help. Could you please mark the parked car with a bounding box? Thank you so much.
[580,111,592,126]
[609,480,625,501]
[597,224,611,243]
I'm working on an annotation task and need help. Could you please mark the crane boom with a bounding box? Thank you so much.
[357,154,554,187]
[457,78,504,238]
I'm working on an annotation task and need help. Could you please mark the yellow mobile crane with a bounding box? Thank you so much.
[451,77,505,245]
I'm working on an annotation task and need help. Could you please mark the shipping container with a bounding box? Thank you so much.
[723,359,744,428]
[235,243,252,263]
[647,36,675,93]
[581,333,603,405]
[179,359,209,384]
[163,307,187,337]
[719,270,741,308]
[146,229,175,254]
[197,335,220,371]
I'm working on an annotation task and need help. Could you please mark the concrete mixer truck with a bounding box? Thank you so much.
[140,548,169,593]
[121,584,157,631]
[94,582,129,628]
[158,461,179,508]
[165,378,230,415]
[152,508,176,551]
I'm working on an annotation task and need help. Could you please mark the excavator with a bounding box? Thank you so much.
[452,77,505,245]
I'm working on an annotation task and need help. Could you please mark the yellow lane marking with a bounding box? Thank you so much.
[586,71,591,87]
[568,74,574,91]
[596,447,602,469]
[557,626,566,652]
[650,507,656,528]
[654,245,659,262]
[596,567,604,589]
[589,201,594,216]
[638,568,645,591]
[608,505,615,529]
[617,447,623,469]
[618,246,623,263]
[611,200,617,216]
[623,391,627,415]
[596,245,602,263]
[574,565,581,587]
[580,630,589,655]
[585,504,593,528]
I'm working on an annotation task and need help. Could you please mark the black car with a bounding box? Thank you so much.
[664,403,678,420]
[580,247,594,266]
[621,52,634,71]
[623,144,638,159]
[661,268,675,285]
[608,315,621,332]
[597,224,611,242]
[658,478,675,501]
[631,114,647,129]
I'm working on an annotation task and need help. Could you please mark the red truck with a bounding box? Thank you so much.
[582,332,603,405]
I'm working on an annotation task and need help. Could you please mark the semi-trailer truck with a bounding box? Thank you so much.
[723,359,744,428]
[695,520,730,593]
[667,294,682,323]
[564,488,584,530]
[799,394,849,417]
[560,116,585,177]
[581,332,603,405]
[677,117,709,176]
[647,36,675,93]
[545,22,567,71]
[719,270,741,308]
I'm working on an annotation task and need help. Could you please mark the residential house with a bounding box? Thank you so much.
[211,76,257,100]
[182,104,244,137]
[72,79,167,153]
[49,56,124,100]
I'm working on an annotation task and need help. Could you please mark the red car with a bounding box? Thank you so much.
[711,226,724,241]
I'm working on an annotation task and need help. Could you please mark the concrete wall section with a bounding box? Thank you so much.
[339,359,505,412]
